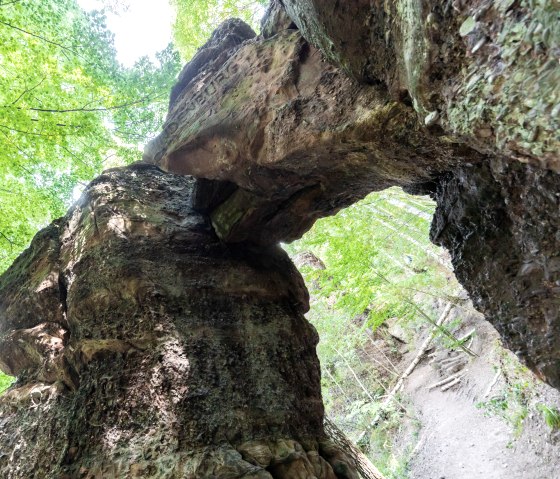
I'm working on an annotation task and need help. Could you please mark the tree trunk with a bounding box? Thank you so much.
[0,164,359,478]
[324,418,385,479]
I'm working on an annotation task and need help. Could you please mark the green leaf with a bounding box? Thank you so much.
[459,16,476,37]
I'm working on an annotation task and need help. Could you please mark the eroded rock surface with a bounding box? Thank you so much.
[0,1,559,476]
[142,2,560,388]
[0,165,360,478]
[144,15,484,244]
[432,159,560,388]
[282,0,560,169]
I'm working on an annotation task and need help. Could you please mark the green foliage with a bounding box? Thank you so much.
[286,188,460,478]
[537,403,560,431]
[285,187,457,330]
[170,0,267,59]
[477,384,530,438]
[0,0,180,273]
[0,372,14,394]
[365,406,417,479]
[476,349,536,438]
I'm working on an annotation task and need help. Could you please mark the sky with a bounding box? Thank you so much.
[77,0,174,67]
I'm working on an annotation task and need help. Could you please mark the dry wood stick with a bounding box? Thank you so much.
[439,357,464,367]
[441,377,462,392]
[325,416,387,479]
[483,369,502,398]
[356,303,454,442]
[426,371,465,390]
[457,328,476,343]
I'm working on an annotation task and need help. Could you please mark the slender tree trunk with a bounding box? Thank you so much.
[324,418,386,479]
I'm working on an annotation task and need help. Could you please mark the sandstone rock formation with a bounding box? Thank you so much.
[281,0,559,169]
[144,16,484,245]
[0,1,558,477]
[0,164,360,478]
[431,158,560,389]
[143,0,559,388]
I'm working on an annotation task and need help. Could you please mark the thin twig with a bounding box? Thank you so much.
[0,20,79,55]
[10,77,46,105]
[0,0,22,6]
[26,93,165,113]
[0,231,13,250]
[334,347,376,403]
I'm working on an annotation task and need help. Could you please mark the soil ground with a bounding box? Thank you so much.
[397,306,560,479]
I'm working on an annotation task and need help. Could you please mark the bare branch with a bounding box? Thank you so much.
[26,93,167,114]
[0,124,55,138]
[0,231,13,251]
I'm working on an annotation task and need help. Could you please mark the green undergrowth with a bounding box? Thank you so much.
[285,187,462,478]
[476,344,547,439]
[537,403,560,431]
[0,373,14,395]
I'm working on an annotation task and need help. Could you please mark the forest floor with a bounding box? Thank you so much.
[392,304,560,479]
[287,189,560,479]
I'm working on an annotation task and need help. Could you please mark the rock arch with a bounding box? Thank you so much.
[0,1,558,477]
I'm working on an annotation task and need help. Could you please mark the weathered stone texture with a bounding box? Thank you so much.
[431,159,560,388]
[145,22,484,244]
[282,0,560,170]
[0,1,559,476]
[0,165,358,478]
[145,2,560,387]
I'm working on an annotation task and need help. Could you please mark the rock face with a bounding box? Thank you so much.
[143,1,559,387]
[282,0,559,169]
[0,164,358,478]
[145,17,484,245]
[0,1,559,477]
[431,158,560,388]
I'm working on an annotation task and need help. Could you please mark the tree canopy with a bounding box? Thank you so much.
[0,0,180,272]
[170,0,266,59]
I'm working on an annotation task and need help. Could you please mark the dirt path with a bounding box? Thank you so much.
[401,309,560,479]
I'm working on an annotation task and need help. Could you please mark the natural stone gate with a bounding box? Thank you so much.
[0,1,558,477]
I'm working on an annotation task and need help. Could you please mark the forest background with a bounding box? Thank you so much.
[2,2,558,478]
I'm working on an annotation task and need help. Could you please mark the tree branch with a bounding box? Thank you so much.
[0,124,55,138]
[0,0,22,7]
[0,20,79,56]
[10,77,46,105]
[26,93,167,113]
[0,231,13,251]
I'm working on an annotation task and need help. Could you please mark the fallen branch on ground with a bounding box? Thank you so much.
[325,416,387,479]
[483,369,502,398]
[441,377,462,392]
[426,371,465,390]
[356,303,454,443]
